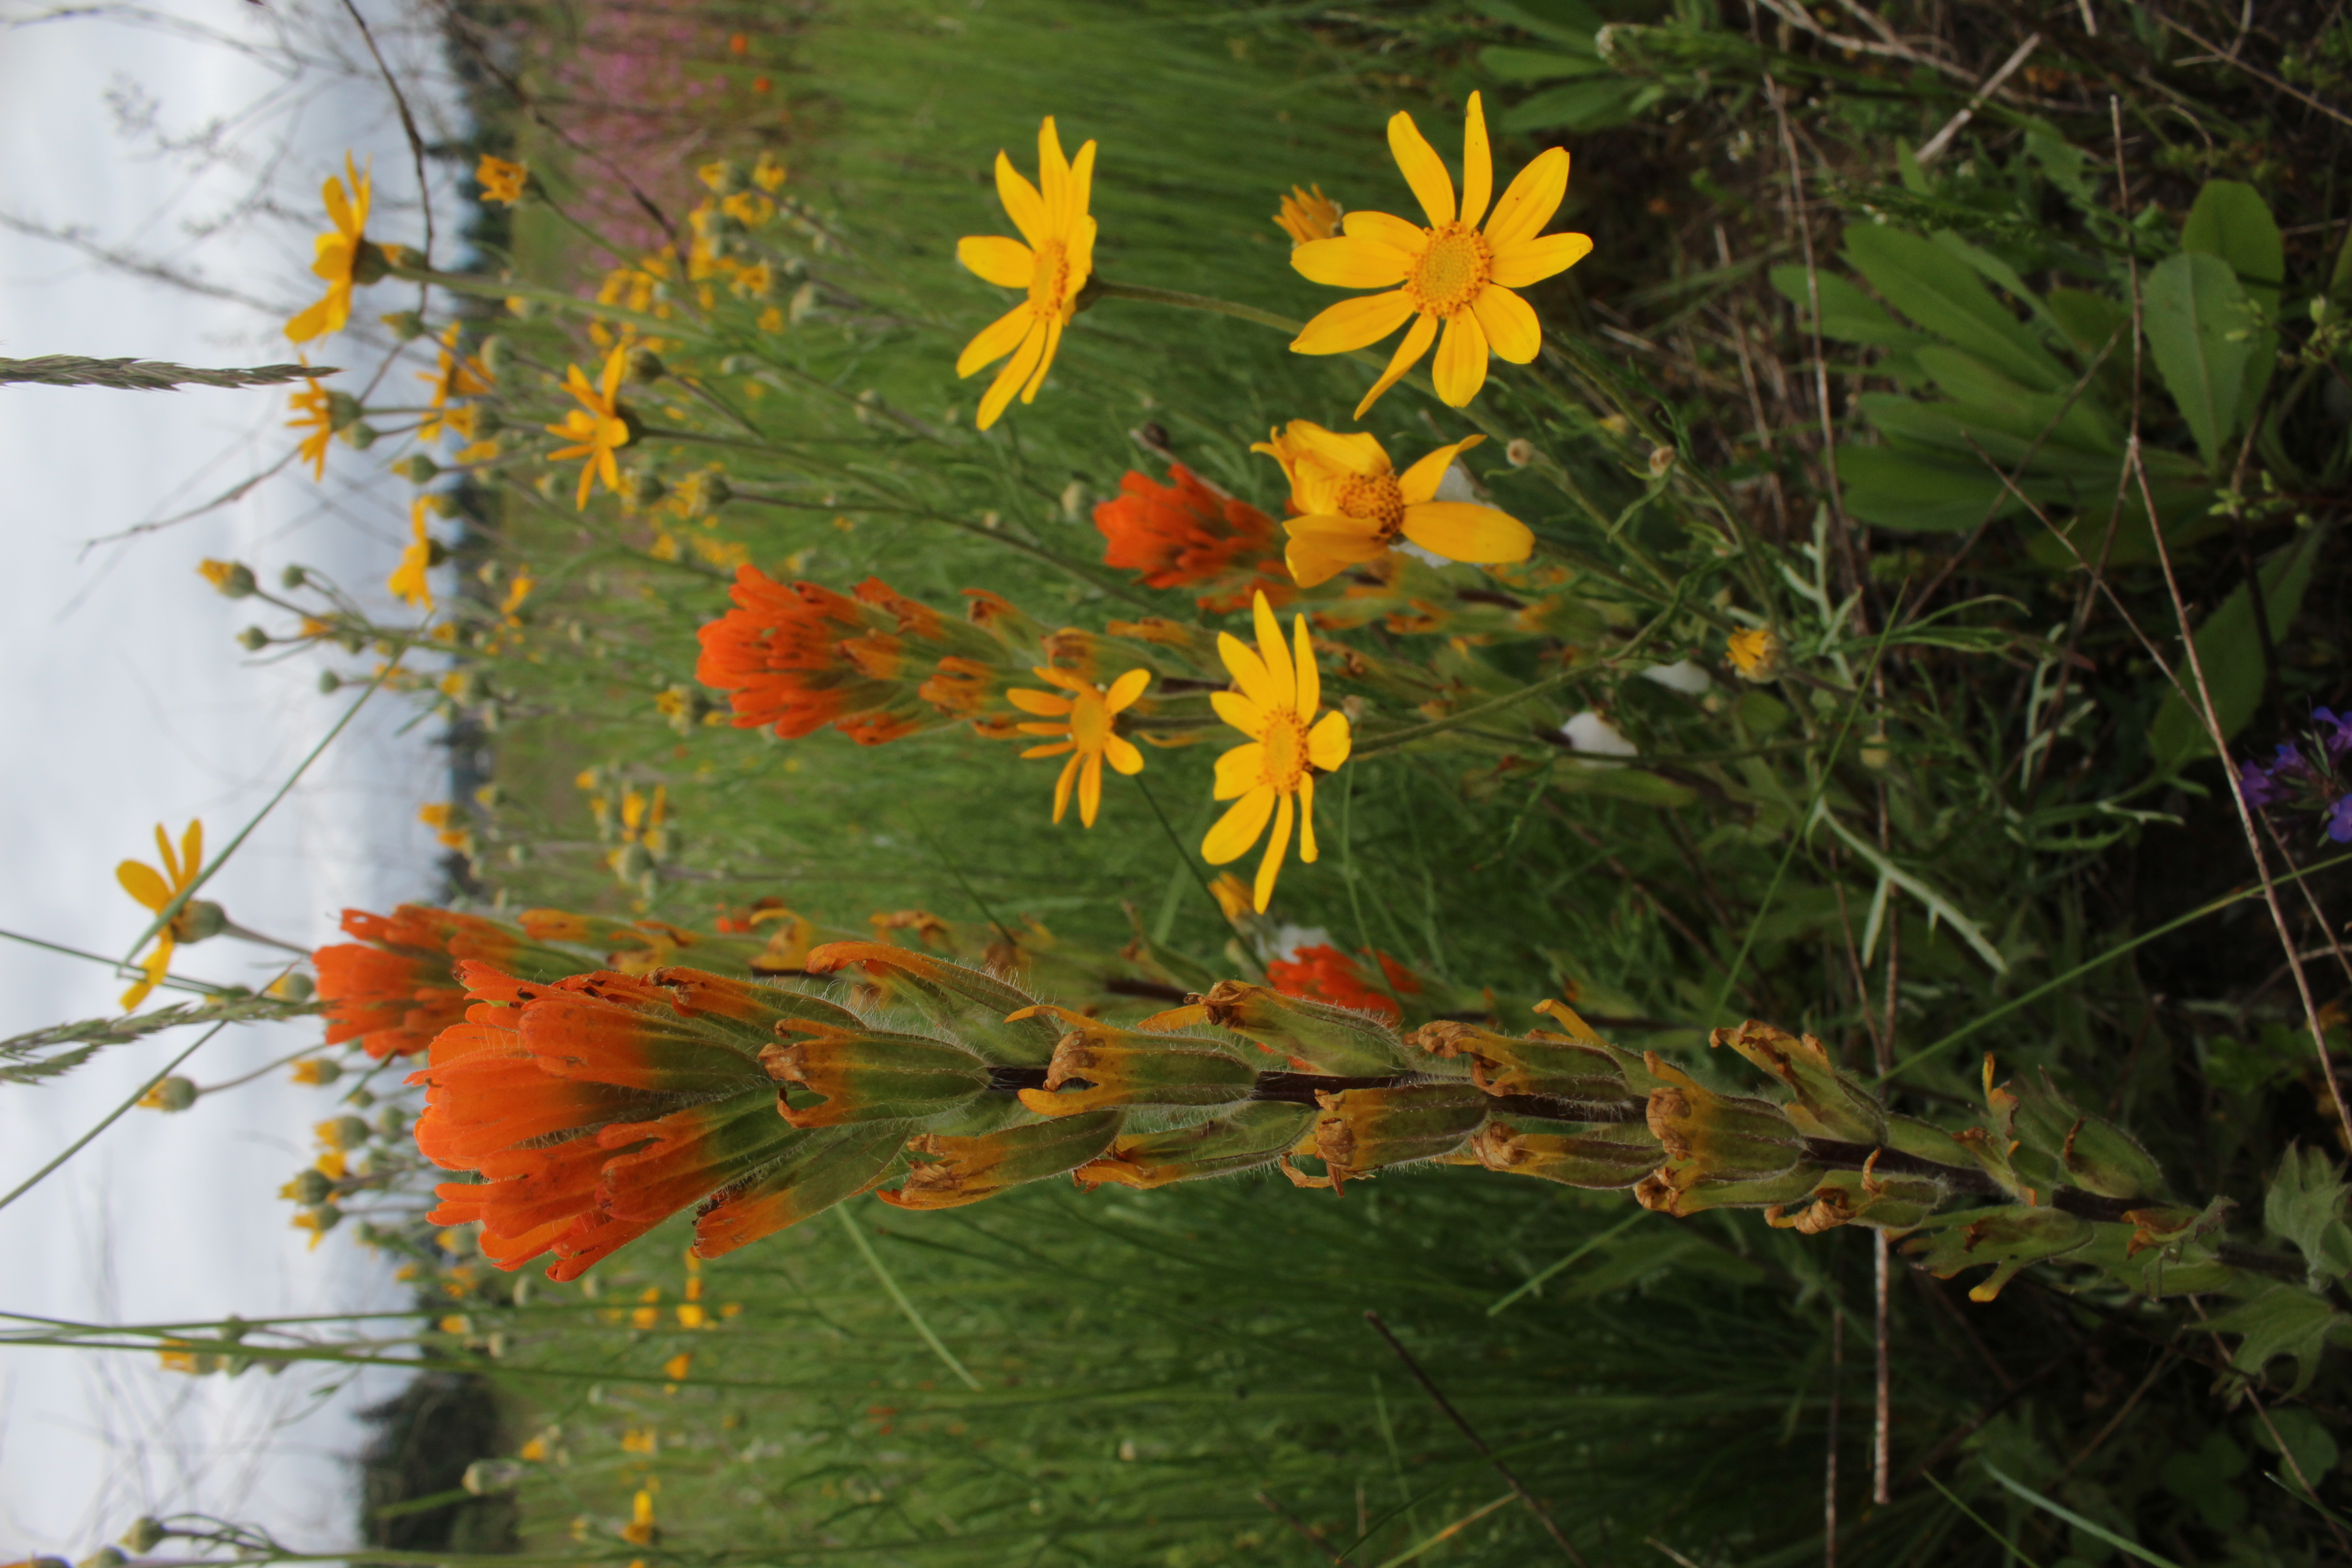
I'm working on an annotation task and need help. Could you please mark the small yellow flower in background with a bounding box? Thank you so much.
[620,1490,658,1547]
[198,559,255,597]
[418,802,471,850]
[1252,421,1532,588]
[314,1148,348,1181]
[1006,667,1151,828]
[954,116,1098,429]
[721,190,774,228]
[752,151,787,191]
[1207,872,1255,922]
[546,344,635,508]
[116,819,205,1010]
[158,1341,200,1374]
[475,154,528,206]
[1727,627,1785,681]
[621,1426,657,1455]
[389,499,440,611]
[500,573,534,616]
[287,379,337,479]
[418,323,493,444]
[1289,91,1592,416]
[287,154,377,343]
[519,1434,551,1463]
[630,1284,662,1331]
[1274,184,1343,245]
[1202,593,1352,912]
[663,1351,694,1379]
[138,1076,198,1112]
[290,1058,339,1086]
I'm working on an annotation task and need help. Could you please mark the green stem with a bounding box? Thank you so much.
[1087,279,1303,337]
[834,1207,985,1392]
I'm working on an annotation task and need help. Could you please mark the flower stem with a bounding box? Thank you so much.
[1086,279,1303,338]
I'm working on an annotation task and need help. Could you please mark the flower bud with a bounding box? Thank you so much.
[1634,1162,1823,1217]
[237,626,271,652]
[760,1019,991,1127]
[82,1547,127,1568]
[1182,980,1407,1076]
[1766,1158,1945,1235]
[618,468,668,508]
[1468,1117,1659,1188]
[1073,1103,1315,1190]
[1646,444,1676,477]
[142,1076,199,1112]
[326,391,365,430]
[283,1167,334,1205]
[880,1110,1123,1211]
[1986,1058,2166,1200]
[802,942,1063,1065]
[393,454,441,485]
[625,347,666,383]
[1711,1019,1884,1144]
[646,965,865,1041]
[1308,1082,1490,1184]
[381,309,428,342]
[199,559,258,598]
[1902,1205,2092,1302]
[1007,1006,1258,1116]
[318,670,344,695]
[350,238,395,285]
[463,1458,526,1494]
[342,421,380,450]
[122,1518,168,1553]
[1410,1016,1637,1105]
[1644,1055,1801,1181]
[1505,438,1536,467]
[318,1114,372,1150]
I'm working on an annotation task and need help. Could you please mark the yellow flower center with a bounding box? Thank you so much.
[1260,705,1308,790]
[1069,686,1111,752]
[1410,223,1491,316]
[1336,472,1408,540]
[1028,239,1071,318]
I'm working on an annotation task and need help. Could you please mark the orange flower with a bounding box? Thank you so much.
[314,905,578,1058]
[1265,943,1421,1023]
[1092,465,1290,612]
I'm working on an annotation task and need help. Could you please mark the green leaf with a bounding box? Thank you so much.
[2265,1144,2352,1288]
[2160,1431,2249,1533]
[2181,178,2283,309]
[1470,0,1603,43]
[2143,251,2254,471]
[2046,288,2127,359]
[1768,265,1932,348]
[2199,1281,2347,1395]
[1836,443,2010,533]
[1911,347,2122,455]
[2251,1406,2342,1492]
[1931,230,2059,333]
[2146,525,2323,773]
[1479,45,1610,81]
[1842,225,2071,391]
[1498,78,1658,133]
[1984,1465,2186,1568]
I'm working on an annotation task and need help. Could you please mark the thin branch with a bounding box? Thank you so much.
[0,355,333,391]
[1916,33,2043,165]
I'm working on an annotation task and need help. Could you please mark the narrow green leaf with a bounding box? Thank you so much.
[1836,444,2011,533]
[1842,225,2071,391]
[1498,78,1657,133]
[1984,1465,2186,1568]
[2146,525,2323,772]
[2142,250,2254,471]
[1768,265,1931,348]
[1479,45,1610,81]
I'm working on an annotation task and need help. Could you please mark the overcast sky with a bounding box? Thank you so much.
[0,0,465,1551]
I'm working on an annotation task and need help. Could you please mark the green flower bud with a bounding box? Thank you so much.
[272,971,316,1002]
[1987,1058,2166,1201]
[82,1546,128,1568]
[618,468,668,507]
[882,1111,1123,1211]
[375,1105,408,1140]
[201,559,258,598]
[1073,1102,1316,1190]
[1767,1163,1945,1235]
[1644,1054,1801,1181]
[1712,1018,1884,1144]
[760,1019,990,1127]
[121,1518,168,1554]
[317,670,344,695]
[1184,979,1407,1077]
[463,1458,526,1495]
[1412,1007,1641,1104]
[144,1076,200,1112]
[319,1114,372,1150]
[285,1167,334,1205]
[326,391,364,429]
[176,900,229,942]
[1468,1117,1659,1189]
[237,626,271,651]
[479,334,512,377]
[345,1086,376,1110]
[1306,1082,1490,1184]
[625,347,666,383]
[393,454,441,485]
[349,239,395,285]
[380,309,428,342]
[1006,1004,1258,1117]
[1635,1161,1824,1217]
[342,421,380,450]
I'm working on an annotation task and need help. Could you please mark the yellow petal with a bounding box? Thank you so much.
[1067,211,1098,295]
[958,235,1034,289]
[1018,314,1063,402]
[1386,110,1455,228]
[1459,92,1493,230]
[1342,209,1429,254]
[1490,231,1594,290]
[1252,792,1295,912]
[1077,749,1104,828]
[1008,688,1073,716]
[976,318,1049,429]
[321,173,355,239]
[284,294,338,344]
[1292,235,1412,290]
[995,150,1048,248]
[118,861,172,912]
[1211,688,1269,739]
[1401,502,1534,565]
[1034,666,1088,691]
[1291,289,1415,357]
[1397,435,1486,505]
[152,823,179,883]
[1216,632,1281,714]
[1067,138,1098,235]
[1432,309,1490,407]
[1037,117,1070,235]
[1214,741,1265,800]
[1017,722,1072,737]
[1289,421,1391,478]
[957,303,1034,377]
[1252,593,1297,711]
[1051,751,1079,824]
[1470,283,1543,364]
[1352,310,1437,419]
[1483,148,1572,254]
[1292,612,1321,719]
[1297,772,1319,864]
[1022,740,1076,757]
[1202,787,1276,865]
[178,821,203,883]
[1103,668,1152,712]
[600,345,626,402]
[1284,529,1381,589]
[1308,709,1353,772]
[1103,734,1145,775]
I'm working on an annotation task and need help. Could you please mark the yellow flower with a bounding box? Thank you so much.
[1252,421,1533,588]
[1006,666,1151,827]
[418,323,492,443]
[545,344,634,508]
[290,1058,337,1086]
[1289,92,1592,416]
[1727,627,1784,681]
[953,116,1098,429]
[287,154,376,343]
[287,379,336,479]
[1274,184,1343,245]
[116,820,204,1010]
[157,1341,200,1374]
[389,499,439,611]
[752,152,787,191]
[1201,593,1352,911]
[475,154,528,206]
[620,1489,658,1547]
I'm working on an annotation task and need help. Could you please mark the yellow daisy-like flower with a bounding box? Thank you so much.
[419,323,492,444]
[117,819,203,1011]
[545,344,635,508]
[1274,184,1343,246]
[1253,420,1533,588]
[1727,627,1784,681]
[1289,91,1592,416]
[389,499,438,611]
[287,379,336,480]
[287,154,375,344]
[475,154,529,206]
[1202,592,1352,912]
[953,116,1098,430]
[1007,666,1151,828]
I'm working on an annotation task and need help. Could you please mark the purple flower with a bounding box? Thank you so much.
[2317,708,2352,760]
[2329,796,2352,844]
[2240,759,2288,808]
